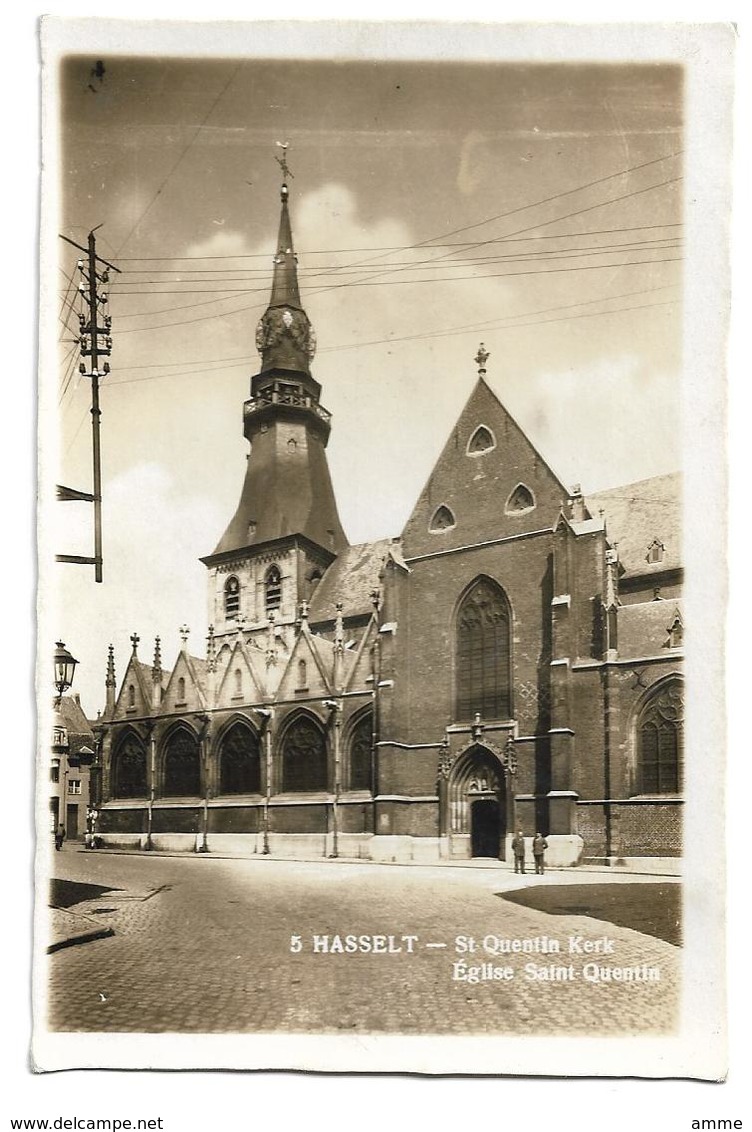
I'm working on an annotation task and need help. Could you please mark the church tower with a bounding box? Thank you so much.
[201,169,348,667]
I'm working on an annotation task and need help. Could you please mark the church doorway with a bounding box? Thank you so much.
[471,798,501,857]
[446,743,508,860]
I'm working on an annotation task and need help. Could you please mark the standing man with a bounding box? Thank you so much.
[512,829,526,874]
[533,831,548,874]
[54,824,65,851]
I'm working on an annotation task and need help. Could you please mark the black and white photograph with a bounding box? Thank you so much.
[31,16,734,1082]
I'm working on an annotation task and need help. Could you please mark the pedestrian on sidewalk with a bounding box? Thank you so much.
[533,831,548,874]
[512,829,526,874]
[54,824,65,851]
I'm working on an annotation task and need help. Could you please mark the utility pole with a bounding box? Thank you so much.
[56,227,120,583]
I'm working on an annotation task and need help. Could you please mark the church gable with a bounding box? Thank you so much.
[216,640,265,708]
[401,378,569,559]
[114,656,152,720]
[276,630,333,701]
[161,652,207,714]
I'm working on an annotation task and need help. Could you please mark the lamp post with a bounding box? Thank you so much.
[53,641,78,705]
[52,641,78,846]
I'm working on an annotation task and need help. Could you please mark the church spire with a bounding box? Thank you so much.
[255,150,316,376]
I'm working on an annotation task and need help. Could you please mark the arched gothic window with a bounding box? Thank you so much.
[265,565,282,614]
[634,678,683,795]
[505,483,536,514]
[224,575,240,619]
[219,722,261,795]
[297,659,307,689]
[455,578,512,721]
[429,505,456,532]
[234,668,243,696]
[112,732,147,799]
[163,727,201,797]
[348,712,373,792]
[281,716,327,792]
[467,425,496,455]
[177,676,186,701]
[127,684,136,708]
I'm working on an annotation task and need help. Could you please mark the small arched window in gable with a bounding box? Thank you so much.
[224,575,240,619]
[265,565,282,614]
[127,684,136,708]
[177,676,186,702]
[505,483,536,515]
[234,668,242,696]
[647,539,665,564]
[467,425,496,456]
[297,659,308,689]
[429,504,456,533]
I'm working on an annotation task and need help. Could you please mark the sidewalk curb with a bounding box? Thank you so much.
[75,847,681,879]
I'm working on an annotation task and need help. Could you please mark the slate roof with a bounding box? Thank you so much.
[617,599,683,658]
[587,473,682,579]
[58,695,95,756]
[309,539,392,623]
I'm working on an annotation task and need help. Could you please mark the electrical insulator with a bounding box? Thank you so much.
[101,271,109,283]
[77,259,84,271]
[79,363,86,374]
[100,293,108,303]
[78,313,86,328]
[78,282,86,293]
[104,316,112,328]
[79,337,87,350]
[103,362,110,375]
[105,337,112,349]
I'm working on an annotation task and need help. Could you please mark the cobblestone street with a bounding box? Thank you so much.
[45,849,681,1036]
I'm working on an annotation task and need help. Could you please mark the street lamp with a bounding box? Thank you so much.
[53,641,78,704]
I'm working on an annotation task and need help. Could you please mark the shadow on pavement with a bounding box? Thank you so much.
[498,882,682,946]
[49,878,121,909]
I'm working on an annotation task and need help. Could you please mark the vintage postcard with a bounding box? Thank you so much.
[34,18,733,1076]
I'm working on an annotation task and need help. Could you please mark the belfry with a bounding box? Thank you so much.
[94,165,684,871]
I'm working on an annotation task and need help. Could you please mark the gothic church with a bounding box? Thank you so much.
[95,178,684,868]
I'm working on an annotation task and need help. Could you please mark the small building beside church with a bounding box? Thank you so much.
[94,176,683,868]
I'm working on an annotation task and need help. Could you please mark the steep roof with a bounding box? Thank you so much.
[58,695,95,756]
[309,539,391,623]
[587,472,682,579]
[617,598,683,657]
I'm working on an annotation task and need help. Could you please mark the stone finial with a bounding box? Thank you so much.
[179,624,190,646]
[129,632,140,654]
[206,625,216,673]
[152,636,162,682]
[475,343,489,376]
[299,599,309,624]
[334,601,345,653]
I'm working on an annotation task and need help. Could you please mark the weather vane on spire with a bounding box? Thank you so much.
[275,141,294,183]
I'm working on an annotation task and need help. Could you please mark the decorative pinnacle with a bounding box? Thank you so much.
[106,643,116,687]
[152,636,162,680]
[179,624,190,646]
[475,343,489,376]
[129,632,140,654]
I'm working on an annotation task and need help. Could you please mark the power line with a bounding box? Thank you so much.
[112,221,684,263]
[114,63,243,256]
[109,235,682,281]
[103,287,681,385]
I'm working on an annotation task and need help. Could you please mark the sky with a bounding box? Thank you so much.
[49,52,684,716]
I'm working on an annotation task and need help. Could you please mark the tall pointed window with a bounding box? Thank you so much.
[177,676,186,702]
[112,732,147,799]
[348,712,373,792]
[219,722,261,795]
[265,565,282,614]
[455,578,512,721]
[281,716,327,792]
[634,678,683,794]
[162,727,201,797]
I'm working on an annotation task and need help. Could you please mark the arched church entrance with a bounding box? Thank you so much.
[448,744,508,859]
